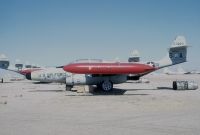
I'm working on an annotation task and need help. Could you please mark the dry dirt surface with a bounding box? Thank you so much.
[0,74,200,135]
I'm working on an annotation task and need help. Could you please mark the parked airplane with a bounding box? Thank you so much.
[28,36,188,91]
[1,36,187,90]
[0,61,43,80]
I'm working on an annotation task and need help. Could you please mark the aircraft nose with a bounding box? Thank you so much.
[25,73,32,80]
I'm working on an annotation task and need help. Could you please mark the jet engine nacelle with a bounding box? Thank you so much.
[65,73,127,86]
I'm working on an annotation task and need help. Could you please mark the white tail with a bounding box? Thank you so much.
[157,36,188,69]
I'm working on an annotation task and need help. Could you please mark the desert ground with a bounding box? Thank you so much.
[0,74,200,135]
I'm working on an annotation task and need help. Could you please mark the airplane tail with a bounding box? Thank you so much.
[157,36,188,69]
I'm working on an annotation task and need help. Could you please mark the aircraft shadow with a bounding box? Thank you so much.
[124,88,174,91]
[28,87,174,95]
[33,82,52,84]
[91,88,127,95]
[74,86,175,96]
[157,87,173,90]
[66,88,149,96]
[28,89,149,96]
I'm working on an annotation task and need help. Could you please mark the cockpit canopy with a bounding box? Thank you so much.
[147,61,159,68]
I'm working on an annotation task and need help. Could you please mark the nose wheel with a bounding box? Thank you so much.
[101,81,113,92]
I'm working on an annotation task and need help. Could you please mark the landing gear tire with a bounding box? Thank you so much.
[66,85,72,91]
[101,81,113,92]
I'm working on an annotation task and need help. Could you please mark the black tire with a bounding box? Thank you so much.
[101,81,113,92]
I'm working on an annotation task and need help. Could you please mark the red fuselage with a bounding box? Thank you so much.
[63,63,156,74]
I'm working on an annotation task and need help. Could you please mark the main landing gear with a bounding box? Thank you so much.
[65,81,114,92]
[100,81,113,92]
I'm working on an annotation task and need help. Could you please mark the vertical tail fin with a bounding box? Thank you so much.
[157,36,188,69]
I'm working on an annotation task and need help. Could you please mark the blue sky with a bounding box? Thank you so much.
[0,0,200,70]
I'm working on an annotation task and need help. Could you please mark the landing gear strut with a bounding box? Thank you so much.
[66,85,73,91]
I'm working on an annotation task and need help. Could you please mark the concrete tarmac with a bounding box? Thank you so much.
[0,74,200,135]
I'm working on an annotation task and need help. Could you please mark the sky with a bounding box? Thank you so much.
[0,0,200,70]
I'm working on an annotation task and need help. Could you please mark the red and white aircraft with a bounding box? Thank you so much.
[1,36,186,91]
[28,36,188,91]
[62,61,156,91]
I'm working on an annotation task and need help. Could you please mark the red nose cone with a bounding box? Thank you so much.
[63,63,155,74]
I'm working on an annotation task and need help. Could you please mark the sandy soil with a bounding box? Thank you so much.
[0,74,200,135]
